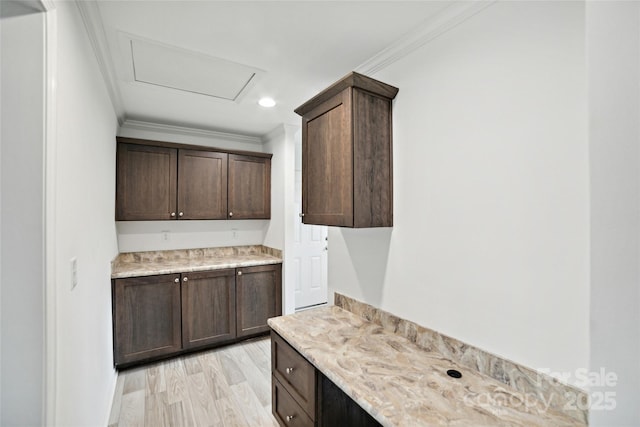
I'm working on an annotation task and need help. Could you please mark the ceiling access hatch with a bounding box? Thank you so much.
[129,37,262,101]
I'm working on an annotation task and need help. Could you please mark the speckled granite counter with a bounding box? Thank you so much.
[111,245,282,278]
[268,305,587,427]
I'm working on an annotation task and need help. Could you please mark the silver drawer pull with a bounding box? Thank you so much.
[286,415,295,422]
[285,367,294,374]
[183,277,188,282]
[174,278,179,283]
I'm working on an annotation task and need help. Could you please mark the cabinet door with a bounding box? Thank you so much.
[302,89,353,227]
[178,150,228,220]
[116,143,177,220]
[236,264,282,337]
[181,269,236,349]
[228,154,271,219]
[113,274,182,365]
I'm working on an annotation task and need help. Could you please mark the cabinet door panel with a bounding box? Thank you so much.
[113,274,182,365]
[302,89,353,227]
[237,264,282,337]
[178,150,228,220]
[116,144,177,220]
[182,269,236,349]
[228,154,271,219]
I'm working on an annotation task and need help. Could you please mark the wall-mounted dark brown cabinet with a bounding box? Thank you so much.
[295,72,398,228]
[228,154,271,219]
[112,263,282,368]
[115,137,271,221]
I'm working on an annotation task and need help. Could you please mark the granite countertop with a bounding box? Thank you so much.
[111,245,282,278]
[268,306,586,427]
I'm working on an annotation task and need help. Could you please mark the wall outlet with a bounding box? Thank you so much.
[70,257,78,290]
[161,230,170,241]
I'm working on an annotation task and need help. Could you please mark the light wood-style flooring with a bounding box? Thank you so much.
[108,337,278,427]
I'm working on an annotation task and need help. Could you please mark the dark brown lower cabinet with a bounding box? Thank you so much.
[112,263,282,368]
[237,264,282,338]
[181,269,236,349]
[113,274,182,365]
[271,331,381,427]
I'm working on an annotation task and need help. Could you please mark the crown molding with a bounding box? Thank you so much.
[263,123,299,143]
[75,0,125,125]
[355,1,496,75]
[120,119,264,145]
[39,0,55,12]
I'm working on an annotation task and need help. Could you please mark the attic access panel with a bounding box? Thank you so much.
[130,38,260,101]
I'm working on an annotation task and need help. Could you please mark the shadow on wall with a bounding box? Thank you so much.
[340,227,392,307]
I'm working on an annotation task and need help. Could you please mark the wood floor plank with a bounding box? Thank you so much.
[213,395,250,427]
[198,350,234,401]
[118,389,145,427]
[183,353,204,375]
[144,391,170,427]
[168,400,197,427]
[244,338,271,379]
[110,337,276,427]
[187,371,222,426]
[217,350,246,386]
[229,381,279,427]
[123,367,146,394]
[165,358,190,405]
[145,364,166,395]
[227,343,272,407]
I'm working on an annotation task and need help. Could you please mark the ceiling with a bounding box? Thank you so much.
[83,1,452,138]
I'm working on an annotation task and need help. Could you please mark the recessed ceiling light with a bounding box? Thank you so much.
[258,97,276,108]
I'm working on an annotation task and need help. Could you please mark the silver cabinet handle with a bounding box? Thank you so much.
[299,213,304,217]
[178,212,184,217]
[286,415,295,422]
[174,278,179,283]
[229,212,234,217]
[285,367,294,374]
[183,277,188,282]
[170,212,176,217]
[237,271,242,276]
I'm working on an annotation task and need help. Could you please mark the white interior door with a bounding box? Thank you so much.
[292,135,328,310]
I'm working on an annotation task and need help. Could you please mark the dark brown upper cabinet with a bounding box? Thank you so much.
[115,137,272,221]
[295,72,398,228]
[116,143,178,220]
[178,150,228,220]
[228,154,271,219]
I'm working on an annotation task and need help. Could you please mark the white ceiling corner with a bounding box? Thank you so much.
[76,1,494,139]
[355,1,497,75]
[75,0,125,125]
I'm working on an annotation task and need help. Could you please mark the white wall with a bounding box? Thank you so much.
[0,8,45,426]
[263,124,297,314]
[587,2,640,425]
[53,2,119,425]
[116,123,272,252]
[329,1,590,386]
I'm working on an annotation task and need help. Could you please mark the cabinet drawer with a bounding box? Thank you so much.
[272,377,314,427]
[271,331,316,419]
